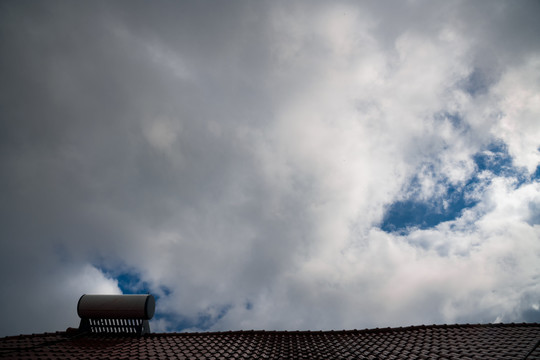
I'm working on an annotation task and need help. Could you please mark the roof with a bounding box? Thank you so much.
[1,323,539,359]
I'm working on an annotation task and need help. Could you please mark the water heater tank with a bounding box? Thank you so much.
[77,294,155,320]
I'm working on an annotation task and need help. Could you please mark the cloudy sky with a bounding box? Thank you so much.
[1,0,540,336]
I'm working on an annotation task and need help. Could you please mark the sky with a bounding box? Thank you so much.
[1,0,540,337]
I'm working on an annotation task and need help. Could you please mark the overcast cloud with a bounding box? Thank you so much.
[1,0,540,336]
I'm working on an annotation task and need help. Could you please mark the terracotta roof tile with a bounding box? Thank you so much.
[1,323,539,359]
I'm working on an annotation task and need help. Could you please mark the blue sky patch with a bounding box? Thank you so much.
[116,272,152,294]
[473,142,514,176]
[95,263,234,332]
[94,263,153,295]
[473,141,533,184]
[380,181,478,234]
[381,141,530,234]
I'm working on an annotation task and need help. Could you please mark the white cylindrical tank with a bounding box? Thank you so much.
[77,294,155,320]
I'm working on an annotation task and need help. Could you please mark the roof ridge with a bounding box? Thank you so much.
[0,331,68,340]
[2,322,539,339]
[147,322,540,337]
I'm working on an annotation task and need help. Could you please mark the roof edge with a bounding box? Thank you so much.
[150,322,540,337]
[2,322,539,340]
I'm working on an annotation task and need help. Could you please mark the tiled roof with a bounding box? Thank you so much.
[1,323,539,359]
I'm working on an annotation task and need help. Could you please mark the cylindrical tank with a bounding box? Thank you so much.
[77,294,155,320]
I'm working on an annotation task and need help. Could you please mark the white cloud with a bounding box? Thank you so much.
[65,264,123,296]
[492,57,540,173]
[211,175,540,330]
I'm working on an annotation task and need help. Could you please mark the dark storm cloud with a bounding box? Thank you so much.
[0,0,316,334]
